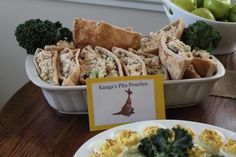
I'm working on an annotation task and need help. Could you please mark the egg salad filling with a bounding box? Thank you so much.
[137,54,164,75]
[35,50,57,85]
[116,52,143,76]
[167,38,193,59]
[59,49,77,79]
[79,47,119,81]
[99,54,119,77]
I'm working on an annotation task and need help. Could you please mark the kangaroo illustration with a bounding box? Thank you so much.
[113,88,135,117]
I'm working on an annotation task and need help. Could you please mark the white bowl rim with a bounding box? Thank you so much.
[163,0,236,25]
[25,55,225,90]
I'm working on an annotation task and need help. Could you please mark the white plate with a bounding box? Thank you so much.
[74,119,236,156]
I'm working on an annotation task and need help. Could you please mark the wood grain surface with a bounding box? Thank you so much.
[0,53,236,157]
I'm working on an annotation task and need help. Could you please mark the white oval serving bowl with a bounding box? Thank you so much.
[25,55,225,114]
[162,0,236,55]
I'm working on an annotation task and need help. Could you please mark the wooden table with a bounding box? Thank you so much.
[1,53,236,157]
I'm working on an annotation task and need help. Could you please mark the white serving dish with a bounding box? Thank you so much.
[26,55,225,114]
[162,0,236,55]
[74,119,236,156]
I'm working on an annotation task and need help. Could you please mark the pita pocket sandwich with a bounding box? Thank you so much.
[183,64,201,79]
[34,48,59,85]
[112,47,147,76]
[79,45,123,84]
[140,19,185,55]
[192,50,217,77]
[129,48,169,80]
[159,33,193,80]
[58,47,80,86]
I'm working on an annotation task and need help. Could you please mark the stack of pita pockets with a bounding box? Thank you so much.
[34,41,81,86]
[34,18,218,86]
[139,19,217,80]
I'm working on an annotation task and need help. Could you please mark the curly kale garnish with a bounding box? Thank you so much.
[181,21,222,54]
[15,19,72,54]
[138,128,193,157]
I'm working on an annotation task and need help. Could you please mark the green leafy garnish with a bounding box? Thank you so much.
[181,21,222,54]
[138,128,193,157]
[15,19,72,54]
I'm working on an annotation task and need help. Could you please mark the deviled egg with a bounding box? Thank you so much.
[91,139,127,157]
[141,126,160,138]
[198,129,224,154]
[221,139,236,157]
[188,144,206,157]
[116,130,141,153]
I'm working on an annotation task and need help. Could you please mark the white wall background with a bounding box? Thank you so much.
[0,0,168,109]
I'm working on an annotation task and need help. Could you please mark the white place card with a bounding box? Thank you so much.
[86,75,165,131]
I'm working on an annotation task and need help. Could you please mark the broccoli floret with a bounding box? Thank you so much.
[15,19,72,54]
[181,21,222,54]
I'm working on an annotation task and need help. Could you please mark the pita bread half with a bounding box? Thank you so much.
[73,17,142,50]
[34,48,59,85]
[78,45,100,84]
[159,33,193,80]
[79,45,123,84]
[160,18,185,39]
[192,50,217,77]
[139,19,185,55]
[58,48,80,86]
[112,47,147,76]
[183,64,201,79]
[129,48,169,80]
[95,46,124,77]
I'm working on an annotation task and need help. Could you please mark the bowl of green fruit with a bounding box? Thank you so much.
[162,0,236,55]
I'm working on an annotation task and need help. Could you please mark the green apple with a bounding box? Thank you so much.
[204,0,231,20]
[172,0,197,12]
[196,0,204,7]
[192,8,216,20]
[230,4,236,22]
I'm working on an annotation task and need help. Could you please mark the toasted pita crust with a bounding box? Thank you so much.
[112,47,147,76]
[159,34,193,80]
[44,41,75,53]
[73,17,141,50]
[183,64,201,79]
[129,48,169,80]
[58,48,80,86]
[95,46,124,77]
[160,18,185,39]
[139,19,185,55]
[192,51,217,77]
[34,48,59,85]
[62,65,80,86]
